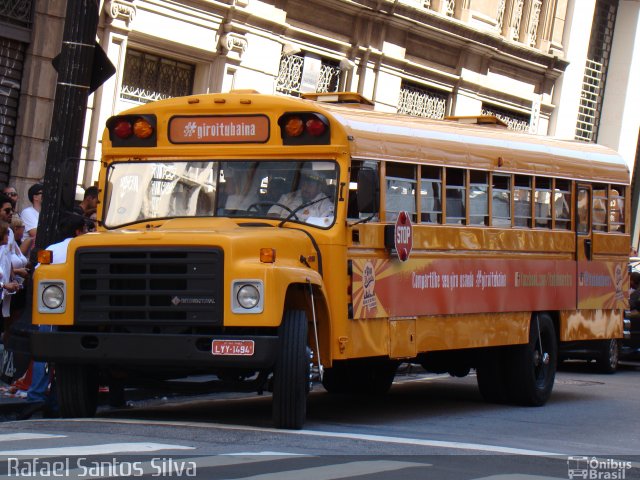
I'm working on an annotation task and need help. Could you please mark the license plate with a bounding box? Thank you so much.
[212,339,255,356]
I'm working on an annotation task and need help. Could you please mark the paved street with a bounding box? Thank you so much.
[0,361,638,479]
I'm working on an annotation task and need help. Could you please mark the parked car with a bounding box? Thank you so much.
[558,338,620,374]
[559,259,640,372]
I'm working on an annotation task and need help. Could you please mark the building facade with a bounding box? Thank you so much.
[2,0,639,236]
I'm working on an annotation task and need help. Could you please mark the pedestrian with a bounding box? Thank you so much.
[74,185,98,219]
[20,183,43,257]
[18,213,88,419]
[2,186,19,213]
[0,194,28,340]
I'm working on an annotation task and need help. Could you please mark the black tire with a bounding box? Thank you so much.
[596,338,618,374]
[507,313,557,406]
[272,310,309,429]
[56,364,99,418]
[476,348,510,403]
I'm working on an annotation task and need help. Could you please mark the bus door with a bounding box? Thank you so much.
[576,184,592,262]
[576,184,593,309]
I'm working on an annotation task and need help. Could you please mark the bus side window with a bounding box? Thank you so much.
[421,165,442,223]
[491,173,511,227]
[577,188,589,234]
[469,171,488,225]
[610,186,625,232]
[514,175,532,227]
[445,167,466,225]
[385,162,416,222]
[534,177,552,228]
[553,179,571,230]
[593,185,608,231]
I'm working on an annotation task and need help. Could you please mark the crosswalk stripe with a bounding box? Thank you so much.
[0,442,193,457]
[0,433,66,443]
[216,460,428,480]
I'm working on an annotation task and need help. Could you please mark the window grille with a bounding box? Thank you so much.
[575,0,618,143]
[0,0,33,28]
[496,0,507,31]
[481,104,530,132]
[120,50,195,104]
[398,83,447,119]
[527,0,543,47]
[444,0,455,17]
[511,0,525,40]
[275,53,341,97]
[575,59,602,142]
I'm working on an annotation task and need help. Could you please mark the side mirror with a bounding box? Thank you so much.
[356,167,379,215]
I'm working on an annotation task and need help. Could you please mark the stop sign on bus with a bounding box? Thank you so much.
[395,211,412,261]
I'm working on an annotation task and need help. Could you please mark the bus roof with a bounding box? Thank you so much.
[108,92,629,185]
[316,101,629,185]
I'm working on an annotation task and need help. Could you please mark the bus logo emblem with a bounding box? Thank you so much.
[395,211,413,262]
[362,260,377,311]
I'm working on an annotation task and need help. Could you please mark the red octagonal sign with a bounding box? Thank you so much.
[395,211,413,262]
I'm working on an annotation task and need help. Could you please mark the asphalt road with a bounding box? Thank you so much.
[0,361,638,479]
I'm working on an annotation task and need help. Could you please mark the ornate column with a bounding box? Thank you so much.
[534,0,556,52]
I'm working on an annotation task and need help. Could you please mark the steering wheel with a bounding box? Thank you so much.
[247,201,300,220]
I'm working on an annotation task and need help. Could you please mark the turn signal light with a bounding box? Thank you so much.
[260,248,276,263]
[133,117,154,139]
[278,112,330,145]
[284,117,305,137]
[37,250,53,265]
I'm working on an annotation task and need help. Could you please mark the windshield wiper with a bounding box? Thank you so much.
[278,195,331,227]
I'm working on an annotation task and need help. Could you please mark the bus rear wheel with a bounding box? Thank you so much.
[508,313,557,406]
[56,364,99,418]
[272,310,309,429]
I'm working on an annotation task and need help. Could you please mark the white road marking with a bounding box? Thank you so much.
[0,433,66,442]
[216,460,427,480]
[0,442,193,457]
[77,418,564,456]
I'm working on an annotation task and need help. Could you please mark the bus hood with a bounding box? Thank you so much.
[64,217,320,265]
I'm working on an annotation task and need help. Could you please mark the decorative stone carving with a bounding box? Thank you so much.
[220,33,248,57]
[105,0,136,27]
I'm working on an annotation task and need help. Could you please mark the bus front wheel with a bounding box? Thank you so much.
[272,310,309,429]
[56,364,99,418]
[508,313,557,406]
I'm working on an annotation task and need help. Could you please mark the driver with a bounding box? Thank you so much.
[268,171,334,222]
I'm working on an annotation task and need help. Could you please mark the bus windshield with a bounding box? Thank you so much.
[104,159,339,228]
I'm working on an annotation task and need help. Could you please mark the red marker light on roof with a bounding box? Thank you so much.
[306,118,326,136]
[113,119,133,139]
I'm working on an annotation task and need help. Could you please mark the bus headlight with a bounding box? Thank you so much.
[232,280,263,313]
[38,281,66,313]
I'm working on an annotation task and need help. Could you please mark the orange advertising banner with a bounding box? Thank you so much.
[351,258,627,319]
[169,115,270,144]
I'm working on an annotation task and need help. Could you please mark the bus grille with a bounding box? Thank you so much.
[74,248,223,325]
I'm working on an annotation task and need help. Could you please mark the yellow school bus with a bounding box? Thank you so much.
[31,91,629,429]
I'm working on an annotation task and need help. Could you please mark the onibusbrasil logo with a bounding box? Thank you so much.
[567,456,633,479]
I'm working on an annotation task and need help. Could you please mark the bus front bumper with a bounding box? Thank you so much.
[30,331,279,368]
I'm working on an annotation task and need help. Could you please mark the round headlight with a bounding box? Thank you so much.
[42,284,64,309]
[237,284,260,309]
